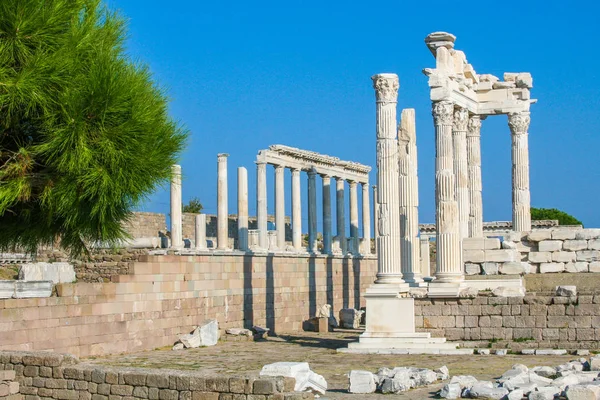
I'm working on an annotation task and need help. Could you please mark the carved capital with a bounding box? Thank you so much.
[432,101,454,126]
[508,112,530,135]
[372,74,399,103]
[467,115,482,137]
[453,108,469,131]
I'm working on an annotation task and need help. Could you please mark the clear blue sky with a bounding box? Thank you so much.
[108,0,600,230]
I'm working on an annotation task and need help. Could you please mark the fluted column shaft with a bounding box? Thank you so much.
[419,235,431,278]
[291,168,302,250]
[170,164,183,249]
[307,170,318,253]
[398,108,422,283]
[467,115,483,237]
[361,183,371,254]
[217,154,229,250]
[509,112,532,232]
[432,101,463,282]
[349,181,359,254]
[322,175,332,254]
[372,185,378,246]
[336,177,347,254]
[452,108,470,240]
[237,167,249,250]
[256,161,268,250]
[195,214,207,250]
[372,73,403,284]
[274,165,285,250]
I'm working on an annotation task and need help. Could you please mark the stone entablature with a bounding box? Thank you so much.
[257,144,370,183]
[418,220,560,235]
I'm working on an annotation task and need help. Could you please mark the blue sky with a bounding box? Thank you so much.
[108,0,600,230]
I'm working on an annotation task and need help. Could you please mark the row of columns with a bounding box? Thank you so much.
[432,100,532,282]
[253,162,371,254]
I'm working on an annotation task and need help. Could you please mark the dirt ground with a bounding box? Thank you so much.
[85,329,580,399]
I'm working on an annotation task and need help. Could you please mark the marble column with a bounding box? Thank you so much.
[237,167,249,251]
[372,73,403,284]
[432,100,463,283]
[419,235,431,278]
[452,108,470,240]
[291,168,302,250]
[372,185,378,244]
[398,108,422,284]
[256,161,268,250]
[508,112,532,232]
[322,175,332,254]
[170,164,183,249]
[274,165,285,250]
[467,115,483,237]
[336,177,347,254]
[361,183,371,254]
[217,153,229,250]
[195,214,207,250]
[307,169,318,253]
[349,181,359,254]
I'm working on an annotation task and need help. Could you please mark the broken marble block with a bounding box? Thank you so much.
[260,362,327,395]
[225,328,252,337]
[339,308,364,329]
[178,319,219,348]
[19,262,76,284]
[439,382,461,399]
[555,285,577,297]
[348,370,377,394]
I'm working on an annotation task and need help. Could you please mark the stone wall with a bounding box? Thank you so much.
[464,227,600,275]
[0,350,311,400]
[0,254,376,357]
[415,292,600,350]
[123,213,167,238]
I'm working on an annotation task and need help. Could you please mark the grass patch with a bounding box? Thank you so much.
[0,265,19,280]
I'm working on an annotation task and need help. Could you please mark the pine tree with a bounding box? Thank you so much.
[0,0,187,256]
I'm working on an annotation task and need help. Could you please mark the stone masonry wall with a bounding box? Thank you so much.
[464,227,600,275]
[415,293,600,350]
[0,350,311,400]
[0,254,377,357]
[123,213,167,238]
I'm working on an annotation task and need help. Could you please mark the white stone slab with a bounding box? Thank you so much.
[13,281,52,298]
[556,286,577,297]
[178,319,219,348]
[564,240,588,251]
[0,281,15,299]
[499,262,531,275]
[575,229,600,240]
[540,262,565,273]
[529,252,552,263]
[566,262,589,273]
[484,249,518,262]
[577,251,600,262]
[553,251,576,263]
[528,231,553,242]
[348,370,376,394]
[19,262,76,284]
[538,240,563,252]
[536,349,567,355]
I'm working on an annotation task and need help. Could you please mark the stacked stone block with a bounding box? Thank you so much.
[464,227,600,275]
[0,370,21,400]
[0,254,377,357]
[0,351,312,400]
[415,293,600,349]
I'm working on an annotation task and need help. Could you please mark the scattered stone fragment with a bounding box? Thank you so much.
[178,319,219,348]
[556,285,577,297]
[338,309,364,329]
[260,362,327,395]
[171,343,184,351]
[521,349,536,355]
[495,349,508,356]
[566,383,600,399]
[576,350,590,356]
[468,381,508,399]
[440,382,461,399]
[435,366,450,381]
[590,356,600,371]
[492,286,525,297]
[536,349,567,356]
[476,349,490,355]
[449,375,479,390]
[226,328,252,336]
[532,366,557,378]
[348,370,377,394]
[380,376,410,394]
[507,388,524,400]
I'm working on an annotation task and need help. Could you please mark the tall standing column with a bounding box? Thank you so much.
[419,235,431,278]
[508,112,532,232]
[452,108,470,240]
[372,73,403,284]
[237,167,249,251]
[432,100,463,283]
[322,175,332,254]
[170,164,183,249]
[307,169,318,253]
[291,168,302,250]
[349,181,359,254]
[361,183,371,254]
[274,165,285,250]
[195,214,207,250]
[256,161,268,250]
[467,115,483,237]
[372,185,378,245]
[398,108,422,284]
[336,177,347,254]
[217,154,229,250]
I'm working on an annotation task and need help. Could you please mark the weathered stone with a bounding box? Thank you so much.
[552,373,580,390]
[19,263,76,284]
[564,240,589,251]
[172,344,184,351]
[539,240,563,252]
[590,356,600,371]
[552,229,578,240]
[449,375,478,390]
[575,229,600,240]
[553,251,577,263]
[566,384,600,400]
[529,252,552,263]
[528,231,553,242]
[566,262,589,273]
[540,262,565,273]
[348,371,376,394]
[577,251,600,262]
[590,262,600,273]
[556,286,577,297]
[532,366,557,378]
[225,328,252,337]
[499,262,530,275]
[380,377,410,394]
[481,263,499,275]
[465,264,481,275]
[492,286,525,297]
[507,389,524,400]
[468,382,508,399]
[536,349,567,356]
[179,320,219,348]
[439,382,461,399]
[14,281,52,298]
[435,366,449,381]
[338,309,364,329]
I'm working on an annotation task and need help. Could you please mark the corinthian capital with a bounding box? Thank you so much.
[372,73,399,103]
[432,101,454,126]
[467,115,482,137]
[453,107,469,131]
[508,112,531,135]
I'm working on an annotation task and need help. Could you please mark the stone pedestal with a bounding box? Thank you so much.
[170,164,183,249]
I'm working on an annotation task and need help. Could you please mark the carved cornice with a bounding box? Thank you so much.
[508,112,530,134]
[467,115,482,137]
[432,101,454,126]
[453,108,469,131]
[372,74,399,103]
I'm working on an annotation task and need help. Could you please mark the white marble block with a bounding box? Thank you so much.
[348,370,377,394]
[0,281,14,299]
[19,262,75,284]
[13,281,52,298]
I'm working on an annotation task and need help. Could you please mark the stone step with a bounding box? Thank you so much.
[347,339,456,349]
[339,347,474,355]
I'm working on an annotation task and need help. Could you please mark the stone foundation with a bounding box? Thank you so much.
[0,350,312,400]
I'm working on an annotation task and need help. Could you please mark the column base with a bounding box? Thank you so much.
[374,273,406,285]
